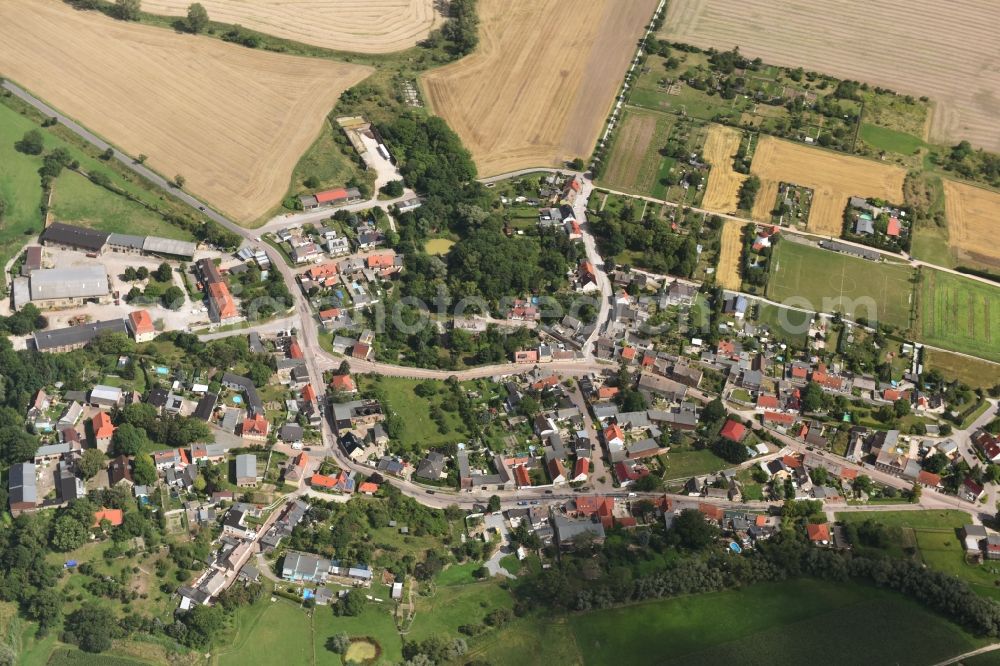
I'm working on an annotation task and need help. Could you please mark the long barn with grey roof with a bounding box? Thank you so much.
[40,222,109,253]
[33,318,127,352]
[29,266,111,306]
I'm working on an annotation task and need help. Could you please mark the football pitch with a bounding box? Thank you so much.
[766,240,915,329]
[919,269,1000,362]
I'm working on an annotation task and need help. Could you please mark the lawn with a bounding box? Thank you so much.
[767,240,916,330]
[661,448,731,481]
[434,561,483,587]
[924,348,1000,390]
[50,169,195,240]
[567,579,984,666]
[358,375,469,452]
[859,123,926,155]
[834,510,970,530]
[313,604,403,666]
[406,582,513,644]
[756,302,812,348]
[918,268,1000,362]
[216,597,313,666]
[465,618,582,666]
[0,102,46,288]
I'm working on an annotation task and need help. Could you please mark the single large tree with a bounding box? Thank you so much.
[78,448,106,479]
[115,0,142,21]
[186,3,209,33]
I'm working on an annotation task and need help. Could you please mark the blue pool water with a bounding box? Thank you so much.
[302,589,315,600]
[232,395,243,405]
[730,542,742,554]
[156,366,169,375]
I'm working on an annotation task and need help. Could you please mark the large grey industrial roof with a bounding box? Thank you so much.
[107,233,145,250]
[33,318,127,351]
[30,266,109,301]
[235,454,257,480]
[143,236,197,258]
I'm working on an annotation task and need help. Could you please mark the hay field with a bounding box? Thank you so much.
[749,136,906,235]
[942,179,1000,269]
[701,125,746,213]
[661,0,1000,152]
[716,221,746,290]
[0,0,372,224]
[422,0,658,176]
[142,0,441,53]
[599,108,674,197]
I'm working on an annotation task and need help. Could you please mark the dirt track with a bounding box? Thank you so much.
[422,0,658,176]
[0,0,371,224]
[661,0,1000,152]
[142,0,441,53]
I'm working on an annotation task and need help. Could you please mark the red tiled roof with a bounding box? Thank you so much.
[306,263,338,280]
[791,365,808,379]
[756,394,780,409]
[319,307,341,320]
[330,374,356,392]
[573,458,590,478]
[128,309,154,335]
[839,468,859,481]
[366,253,394,269]
[764,411,795,425]
[208,281,237,319]
[547,457,566,480]
[604,423,625,443]
[719,419,747,442]
[886,216,901,237]
[358,481,379,494]
[620,347,636,361]
[302,384,317,402]
[311,473,336,488]
[93,508,124,527]
[917,470,942,487]
[314,188,348,204]
[514,465,531,487]
[288,339,304,359]
[807,523,831,542]
[883,388,902,401]
[597,386,619,399]
[782,454,802,469]
[698,503,723,522]
[241,414,269,437]
[92,411,115,439]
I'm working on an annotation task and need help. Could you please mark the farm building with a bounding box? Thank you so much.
[127,310,156,342]
[32,318,128,353]
[8,462,37,516]
[29,266,111,308]
[207,282,239,324]
[299,187,363,210]
[39,222,109,253]
[235,454,258,486]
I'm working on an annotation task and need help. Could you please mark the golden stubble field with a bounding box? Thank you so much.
[749,136,906,235]
[661,0,1000,152]
[701,124,746,213]
[716,221,746,290]
[942,179,1000,269]
[422,0,658,176]
[0,0,372,223]
[142,0,441,53]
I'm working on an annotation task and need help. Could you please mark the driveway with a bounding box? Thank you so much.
[482,513,515,579]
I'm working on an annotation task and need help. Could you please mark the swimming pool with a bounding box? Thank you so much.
[156,366,169,375]
[232,395,243,405]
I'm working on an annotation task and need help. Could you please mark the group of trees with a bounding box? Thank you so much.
[590,204,699,277]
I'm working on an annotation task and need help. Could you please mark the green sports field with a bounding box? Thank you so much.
[918,269,1000,362]
[766,240,916,329]
[466,579,982,666]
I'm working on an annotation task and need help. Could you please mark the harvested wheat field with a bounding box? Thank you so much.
[942,179,1000,269]
[142,0,441,53]
[422,0,658,176]
[702,125,746,213]
[716,221,746,290]
[0,1,371,224]
[749,136,906,235]
[662,0,1000,152]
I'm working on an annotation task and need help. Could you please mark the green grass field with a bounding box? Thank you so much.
[423,238,455,255]
[835,510,970,530]
[767,240,916,329]
[0,103,46,285]
[407,582,514,644]
[566,579,983,666]
[859,124,926,155]
[597,107,674,198]
[756,302,812,347]
[924,348,1000,389]
[661,448,731,480]
[50,169,194,240]
[358,376,469,451]
[918,269,1000,362]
